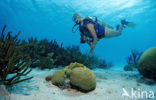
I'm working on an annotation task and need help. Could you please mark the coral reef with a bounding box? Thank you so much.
[137,47,156,79]
[124,65,133,71]
[0,25,33,87]
[126,49,142,68]
[51,70,65,86]
[54,45,105,68]
[98,60,114,69]
[38,52,56,69]
[53,45,96,67]
[51,62,96,92]
[22,38,109,69]
[124,49,142,71]
[64,62,85,77]
[64,62,85,70]
[21,37,39,67]
[21,38,57,69]
[70,67,96,92]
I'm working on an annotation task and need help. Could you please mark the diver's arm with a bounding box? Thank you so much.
[86,24,98,53]
[83,36,92,46]
[80,33,91,46]
[86,24,97,45]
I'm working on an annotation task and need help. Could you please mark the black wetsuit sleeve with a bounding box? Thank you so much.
[80,33,86,44]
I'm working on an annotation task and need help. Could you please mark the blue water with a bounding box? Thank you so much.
[0,0,156,65]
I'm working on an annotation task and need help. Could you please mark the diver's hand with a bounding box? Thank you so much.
[91,42,96,49]
[90,48,94,53]
[89,43,95,53]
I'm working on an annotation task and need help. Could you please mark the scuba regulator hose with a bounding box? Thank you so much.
[72,23,79,33]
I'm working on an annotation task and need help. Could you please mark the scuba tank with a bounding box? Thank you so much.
[86,16,114,29]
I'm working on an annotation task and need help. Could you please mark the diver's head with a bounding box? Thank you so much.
[73,13,82,24]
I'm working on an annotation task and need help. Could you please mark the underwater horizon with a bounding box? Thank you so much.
[0,0,156,65]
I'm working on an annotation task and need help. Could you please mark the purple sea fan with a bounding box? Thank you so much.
[126,49,143,68]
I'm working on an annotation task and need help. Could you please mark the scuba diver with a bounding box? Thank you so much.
[72,13,136,53]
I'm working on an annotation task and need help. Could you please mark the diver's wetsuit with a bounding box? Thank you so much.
[79,18,105,40]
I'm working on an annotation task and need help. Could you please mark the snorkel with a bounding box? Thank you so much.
[72,23,79,33]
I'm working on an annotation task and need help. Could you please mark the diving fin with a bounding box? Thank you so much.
[127,22,136,27]
[121,19,136,27]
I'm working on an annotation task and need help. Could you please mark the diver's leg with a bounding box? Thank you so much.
[106,24,114,29]
[105,25,123,37]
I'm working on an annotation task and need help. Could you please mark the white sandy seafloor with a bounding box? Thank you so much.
[0,66,156,100]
